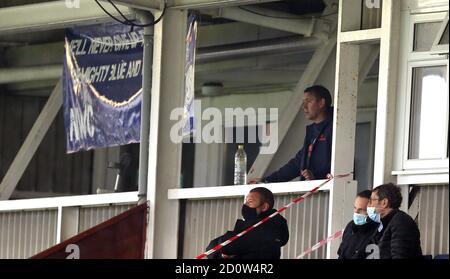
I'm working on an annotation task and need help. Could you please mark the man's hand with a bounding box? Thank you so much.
[301,169,315,180]
[248,177,262,184]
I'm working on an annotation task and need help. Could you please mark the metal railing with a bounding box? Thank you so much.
[0,191,138,259]
[168,179,347,259]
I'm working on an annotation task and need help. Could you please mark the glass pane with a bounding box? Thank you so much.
[414,22,442,51]
[361,0,382,30]
[409,66,448,159]
[439,23,449,45]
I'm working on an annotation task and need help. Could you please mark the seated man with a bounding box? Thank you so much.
[367,183,423,259]
[250,85,333,183]
[338,190,379,259]
[206,187,289,259]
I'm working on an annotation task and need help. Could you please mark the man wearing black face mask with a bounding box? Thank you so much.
[205,187,289,259]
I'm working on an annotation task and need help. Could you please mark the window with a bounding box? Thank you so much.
[408,65,448,160]
[397,12,449,172]
[413,21,442,52]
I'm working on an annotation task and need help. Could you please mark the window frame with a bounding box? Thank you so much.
[395,10,449,176]
[403,59,449,169]
[408,12,448,59]
[430,12,449,54]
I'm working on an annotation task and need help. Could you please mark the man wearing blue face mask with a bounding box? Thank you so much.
[337,190,379,259]
[205,187,289,259]
[367,183,422,259]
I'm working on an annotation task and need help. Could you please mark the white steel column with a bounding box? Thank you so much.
[373,0,401,186]
[327,43,360,258]
[145,9,187,258]
[59,207,80,242]
[326,0,362,259]
[137,11,154,205]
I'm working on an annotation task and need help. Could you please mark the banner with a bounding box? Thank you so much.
[182,13,198,137]
[63,23,143,153]
[31,204,147,259]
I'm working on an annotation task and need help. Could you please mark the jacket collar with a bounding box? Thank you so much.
[380,208,399,229]
[259,208,277,219]
[351,219,378,232]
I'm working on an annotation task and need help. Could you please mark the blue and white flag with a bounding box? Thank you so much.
[182,13,197,137]
[63,23,143,153]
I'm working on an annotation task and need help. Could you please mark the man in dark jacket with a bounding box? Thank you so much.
[338,190,379,259]
[206,187,289,259]
[250,85,333,183]
[367,183,423,259]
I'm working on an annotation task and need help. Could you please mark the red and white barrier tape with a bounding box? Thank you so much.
[296,229,344,259]
[195,173,351,259]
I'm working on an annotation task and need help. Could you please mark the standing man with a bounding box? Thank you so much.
[251,85,333,183]
[367,183,423,259]
[338,190,379,259]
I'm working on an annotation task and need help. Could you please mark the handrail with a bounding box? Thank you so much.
[392,168,449,175]
[0,191,138,211]
[0,180,333,210]
[168,179,330,200]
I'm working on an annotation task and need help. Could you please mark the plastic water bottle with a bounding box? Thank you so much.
[234,145,247,185]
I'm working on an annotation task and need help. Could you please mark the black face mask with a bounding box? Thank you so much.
[241,204,258,220]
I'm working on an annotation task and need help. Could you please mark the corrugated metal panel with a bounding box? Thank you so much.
[182,197,241,259]
[78,204,135,233]
[0,209,58,259]
[417,184,449,256]
[278,191,329,259]
[182,192,329,259]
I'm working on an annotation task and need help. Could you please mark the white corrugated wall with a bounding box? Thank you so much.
[0,210,58,259]
[0,203,135,258]
[78,204,135,232]
[182,192,330,259]
[2,184,448,259]
[417,184,449,256]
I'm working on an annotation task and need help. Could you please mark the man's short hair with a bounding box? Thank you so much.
[304,85,332,108]
[250,187,275,209]
[357,190,372,200]
[373,183,403,209]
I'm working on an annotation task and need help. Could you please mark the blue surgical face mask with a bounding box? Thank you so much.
[367,206,381,223]
[353,213,368,225]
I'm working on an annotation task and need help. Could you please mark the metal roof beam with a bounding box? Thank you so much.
[0,0,280,35]
[203,6,321,36]
[168,0,280,9]
[0,0,132,34]
[0,65,61,84]
[110,0,280,10]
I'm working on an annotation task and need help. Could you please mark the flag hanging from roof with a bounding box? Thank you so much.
[63,23,144,153]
